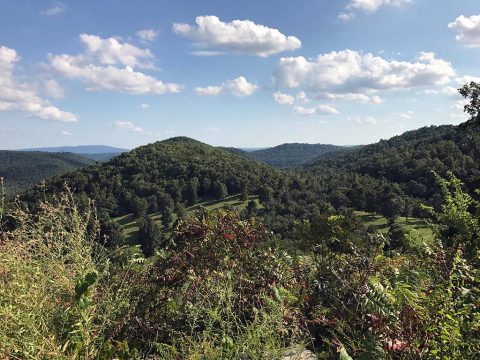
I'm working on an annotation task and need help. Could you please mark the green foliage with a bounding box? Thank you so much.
[0,150,94,197]
[137,215,162,256]
[0,191,141,359]
[459,81,480,128]
[250,143,346,168]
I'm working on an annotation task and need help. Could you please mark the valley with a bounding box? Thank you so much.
[1,2,480,357]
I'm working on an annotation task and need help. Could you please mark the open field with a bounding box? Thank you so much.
[115,194,263,242]
[355,211,435,244]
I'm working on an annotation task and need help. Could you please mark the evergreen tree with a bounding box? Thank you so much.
[240,183,249,202]
[137,216,161,256]
[214,180,228,200]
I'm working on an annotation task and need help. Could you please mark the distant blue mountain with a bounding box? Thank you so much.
[21,145,129,154]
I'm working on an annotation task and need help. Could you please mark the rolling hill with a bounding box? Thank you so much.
[0,151,94,196]
[249,143,347,168]
[305,125,480,202]
[20,145,128,162]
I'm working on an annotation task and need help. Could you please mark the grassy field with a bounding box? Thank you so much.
[115,202,434,246]
[354,211,435,244]
[115,194,263,242]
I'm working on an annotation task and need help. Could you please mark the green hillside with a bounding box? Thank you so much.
[0,151,94,196]
[250,143,347,168]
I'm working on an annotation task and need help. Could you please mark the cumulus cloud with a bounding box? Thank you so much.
[294,105,339,116]
[456,75,480,84]
[49,34,182,95]
[195,76,257,97]
[274,50,454,96]
[348,0,411,12]
[79,34,154,68]
[448,15,480,47]
[43,79,65,98]
[0,46,77,122]
[340,0,411,20]
[113,120,143,132]
[173,15,301,57]
[273,91,338,116]
[136,29,159,43]
[273,91,295,105]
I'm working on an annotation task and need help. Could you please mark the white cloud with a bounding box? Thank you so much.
[350,115,378,124]
[41,3,66,16]
[340,0,410,20]
[273,91,295,105]
[190,50,225,57]
[442,86,459,96]
[296,91,309,103]
[0,46,77,122]
[43,79,65,98]
[450,99,469,122]
[61,130,72,136]
[113,120,143,132]
[79,33,153,68]
[273,90,339,116]
[195,85,223,96]
[392,110,413,119]
[338,12,355,21]
[347,0,411,13]
[195,76,257,97]
[456,75,480,84]
[448,15,480,47]
[140,103,149,109]
[49,34,182,95]
[274,50,454,95]
[322,92,383,104]
[294,105,338,116]
[136,29,159,43]
[173,15,301,57]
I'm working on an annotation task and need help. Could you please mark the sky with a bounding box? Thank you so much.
[0,0,480,149]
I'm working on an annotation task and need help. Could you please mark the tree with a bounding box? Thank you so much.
[459,81,480,128]
[240,183,249,202]
[147,194,158,213]
[246,200,257,217]
[137,216,162,256]
[131,196,148,217]
[214,180,228,200]
[184,177,199,206]
[175,202,187,220]
[161,208,174,228]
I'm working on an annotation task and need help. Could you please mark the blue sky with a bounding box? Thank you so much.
[1,0,479,149]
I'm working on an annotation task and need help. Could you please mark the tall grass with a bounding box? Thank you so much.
[0,190,137,359]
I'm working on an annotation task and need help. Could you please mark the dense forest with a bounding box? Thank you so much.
[248,143,347,168]
[1,83,480,359]
[0,151,94,196]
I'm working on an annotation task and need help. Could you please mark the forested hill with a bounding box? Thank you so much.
[249,143,346,168]
[0,151,94,196]
[305,125,480,200]
[21,137,285,218]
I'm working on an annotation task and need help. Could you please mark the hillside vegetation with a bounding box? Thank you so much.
[250,143,347,168]
[0,151,94,196]
[1,173,479,359]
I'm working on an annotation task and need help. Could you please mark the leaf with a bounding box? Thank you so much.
[339,346,353,360]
